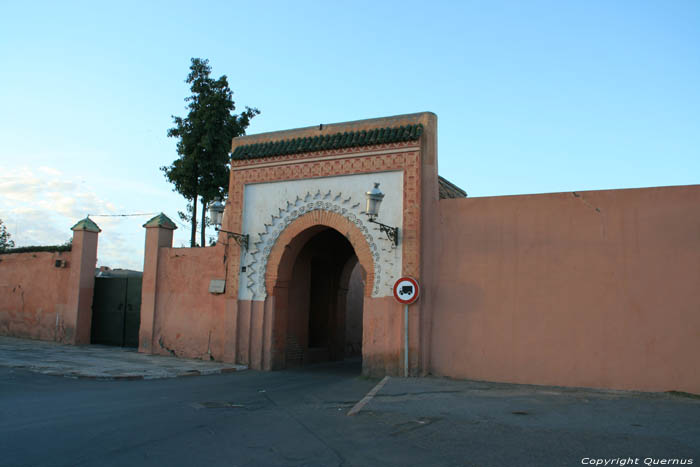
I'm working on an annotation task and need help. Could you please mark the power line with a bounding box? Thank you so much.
[87,212,204,232]
[85,212,215,238]
[87,212,159,218]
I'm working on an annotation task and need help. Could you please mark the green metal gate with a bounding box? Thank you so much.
[90,276,141,347]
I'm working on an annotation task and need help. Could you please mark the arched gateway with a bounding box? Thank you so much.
[218,112,440,376]
[264,210,375,369]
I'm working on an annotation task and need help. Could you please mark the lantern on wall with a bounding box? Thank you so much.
[209,200,225,227]
[208,199,248,249]
[364,183,384,220]
[364,183,399,246]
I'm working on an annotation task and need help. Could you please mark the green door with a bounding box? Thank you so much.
[91,276,141,347]
[123,277,141,348]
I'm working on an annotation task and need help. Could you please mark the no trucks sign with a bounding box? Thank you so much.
[393,277,420,305]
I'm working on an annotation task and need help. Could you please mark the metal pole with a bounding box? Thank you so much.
[404,304,409,377]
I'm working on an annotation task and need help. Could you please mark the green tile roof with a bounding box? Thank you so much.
[143,213,177,230]
[232,124,423,160]
[71,217,101,233]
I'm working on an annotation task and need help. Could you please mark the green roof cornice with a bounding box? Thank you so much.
[143,213,177,230]
[232,124,423,161]
[71,217,101,233]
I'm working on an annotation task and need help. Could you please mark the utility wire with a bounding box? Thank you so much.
[86,212,214,238]
[87,212,159,218]
[88,212,206,234]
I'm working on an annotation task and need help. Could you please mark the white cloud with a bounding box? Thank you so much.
[37,166,62,176]
[0,165,146,271]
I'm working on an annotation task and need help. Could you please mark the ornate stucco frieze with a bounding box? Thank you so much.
[241,189,400,300]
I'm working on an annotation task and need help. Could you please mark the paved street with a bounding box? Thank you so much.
[1,355,698,467]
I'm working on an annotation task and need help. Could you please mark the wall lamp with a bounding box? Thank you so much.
[364,183,399,246]
[208,200,248,249]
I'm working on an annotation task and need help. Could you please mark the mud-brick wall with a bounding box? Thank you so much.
[150,245,227,360]
[430,185,700,394]
[0,251,73,341]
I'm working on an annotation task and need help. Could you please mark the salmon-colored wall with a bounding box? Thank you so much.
[430,185,700,394]
[0,226,98,344]
[0,251,73,341]
[149,245,228,360]
[363,296,402,377]
[230,299,272,369]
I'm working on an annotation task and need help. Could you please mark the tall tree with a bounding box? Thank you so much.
[163,58,259,246]
[0,218,15,252]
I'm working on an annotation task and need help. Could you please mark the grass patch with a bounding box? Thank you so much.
[666,391,700,400]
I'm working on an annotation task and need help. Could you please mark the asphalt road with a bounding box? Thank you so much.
[1,360,698,467]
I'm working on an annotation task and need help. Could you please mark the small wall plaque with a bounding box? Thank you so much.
[209,279,226,294]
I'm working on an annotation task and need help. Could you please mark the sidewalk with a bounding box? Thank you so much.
[0,336,246,380]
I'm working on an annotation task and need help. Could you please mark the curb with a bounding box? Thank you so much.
[76,366,244,381]
[4,364,245,381]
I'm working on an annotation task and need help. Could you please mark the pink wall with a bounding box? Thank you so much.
[430,185,700,394]
[0,250,73,341]
[363,296,402,377]
[137,217,273,368]
[149,245,228,360]
[0,224,98,344]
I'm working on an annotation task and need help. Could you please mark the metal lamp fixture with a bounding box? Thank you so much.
[364,183,399,246]
[209,200,248,249]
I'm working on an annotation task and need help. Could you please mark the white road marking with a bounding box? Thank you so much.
[347,376,390,416]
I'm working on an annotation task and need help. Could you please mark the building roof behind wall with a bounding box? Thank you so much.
[438,176,467,199]
[232,124,424,160]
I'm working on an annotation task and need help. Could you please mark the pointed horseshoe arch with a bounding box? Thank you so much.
[264,209,376,297]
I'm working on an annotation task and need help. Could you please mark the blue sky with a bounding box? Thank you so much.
[1,1,698,269]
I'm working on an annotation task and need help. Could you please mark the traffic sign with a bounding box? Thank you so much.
[393,277,420,305]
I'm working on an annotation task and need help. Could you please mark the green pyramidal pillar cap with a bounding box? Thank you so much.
[71,217,101,233]
[143,213,177,230]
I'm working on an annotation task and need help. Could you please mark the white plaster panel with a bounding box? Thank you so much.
[238,171,403,301]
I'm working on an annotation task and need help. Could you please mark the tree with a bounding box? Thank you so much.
[162,58,259,247]
[0,219,15,252]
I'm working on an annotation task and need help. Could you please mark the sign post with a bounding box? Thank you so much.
[393,277,420,377]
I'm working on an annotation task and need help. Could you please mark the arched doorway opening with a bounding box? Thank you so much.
[270,226,366,369]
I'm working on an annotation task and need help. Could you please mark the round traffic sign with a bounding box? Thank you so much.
[393,277,420,305]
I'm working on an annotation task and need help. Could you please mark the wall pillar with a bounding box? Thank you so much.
[139,213,176,354]
[236,300,252,365]
[262,296,276,370]
[64,217,100,345]
[418,112,439,376]
[249,300,265,370]
[223,298,239,363]
[270,284,289,370]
